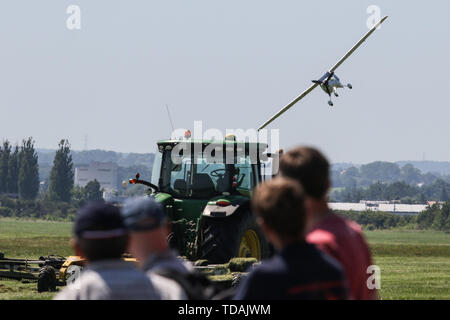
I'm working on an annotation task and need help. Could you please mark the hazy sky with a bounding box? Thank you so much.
[0,1,449,163]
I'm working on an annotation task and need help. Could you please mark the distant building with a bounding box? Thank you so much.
[329,201,428,215]
[74,162,118,192]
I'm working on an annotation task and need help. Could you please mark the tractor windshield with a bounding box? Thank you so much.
[154,144,258,199]
[158,150,232,198]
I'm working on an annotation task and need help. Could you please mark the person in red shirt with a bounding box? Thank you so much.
[279,146,377,300]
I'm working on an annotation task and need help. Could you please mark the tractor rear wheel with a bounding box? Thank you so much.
[198,210,271,264]
[37,266,57,292]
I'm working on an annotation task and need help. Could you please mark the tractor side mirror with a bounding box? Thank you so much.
[263,149,283,179]
[129,173,141,185]
[271,149,283,177]
[128,173,159,193]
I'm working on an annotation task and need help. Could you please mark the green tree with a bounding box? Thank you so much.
[432,201,450,231]
[0,140,11,193]
[416,203,439,230]
[48,140,74,202]
[18,137,40,200]
[70,180,103,208]
[443,201,450,232]
[423,179,450,200]
[418,192,427,204]
[340,167,359,188]
[440,186,448,202]
[383,181,419,201]
[84,179,103,202]
[360,161,401,183]
[400,164,422,185]
[7,145,19,194]
[71,185,86,207]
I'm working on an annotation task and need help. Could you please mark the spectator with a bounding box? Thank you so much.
[121,197,194,300]
[234,177,349,300]
[279,146,377,300]
[54,202,161,300]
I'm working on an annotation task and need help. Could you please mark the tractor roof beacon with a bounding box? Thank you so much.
[129,137,279,264]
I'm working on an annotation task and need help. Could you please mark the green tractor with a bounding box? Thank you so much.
[129,135,278,264]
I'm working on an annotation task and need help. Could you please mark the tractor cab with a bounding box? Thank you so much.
[151,138,266,200]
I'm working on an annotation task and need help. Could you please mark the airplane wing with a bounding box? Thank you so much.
[258,82,319,131]
[329,16,388,73]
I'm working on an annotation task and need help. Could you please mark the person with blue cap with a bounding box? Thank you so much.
[121,196,194,300]
[54,201,162,300]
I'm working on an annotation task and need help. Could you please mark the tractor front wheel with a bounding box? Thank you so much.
[198,210,271,264]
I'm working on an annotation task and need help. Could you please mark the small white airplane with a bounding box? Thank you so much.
[258,16,388,131]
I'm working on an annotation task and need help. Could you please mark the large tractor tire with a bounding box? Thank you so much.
[37,266,57,292]
[198,210,271,264]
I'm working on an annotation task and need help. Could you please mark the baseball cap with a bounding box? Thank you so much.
[121,197,167,231]
[74,201,127,239]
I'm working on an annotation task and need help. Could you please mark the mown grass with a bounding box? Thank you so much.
[373,256,450,300]
[363,229,449,300]
[0,218,449,300]
[0,218,72,259]
[0,218,72,299]
[0,280,55,300]
[364,229,450,245]
[0,218,72,238]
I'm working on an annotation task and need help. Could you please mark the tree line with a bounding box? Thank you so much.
[337,201,449,232]
[0,138,103,220]
[0,138,39,200]
[330,179,449,203]
[331,161,450,189]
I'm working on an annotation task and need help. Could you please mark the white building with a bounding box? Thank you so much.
[74,162,118,192]
[329,202,428,215]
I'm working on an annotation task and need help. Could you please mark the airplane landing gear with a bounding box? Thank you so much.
[347,83,353,89]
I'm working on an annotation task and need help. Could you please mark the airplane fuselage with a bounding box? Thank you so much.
[319,76,344,94]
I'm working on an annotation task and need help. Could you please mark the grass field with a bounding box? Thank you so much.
[0,218,449,300]
[365,230,450,299]
[0,218,72,259]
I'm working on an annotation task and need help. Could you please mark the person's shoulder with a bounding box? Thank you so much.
[331,214,372,250]
[306,227,336,245]
[254,253,286,274]
[53,270,101,300]
[233,259,281,300]
[332,213,363,234]
[235,255,283,290]
[53,284,79,300]
[148,272,187,300]
[311,212,363,238]
[149,250,194,275]
[174,257,195,274]
[306,218,337,250]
